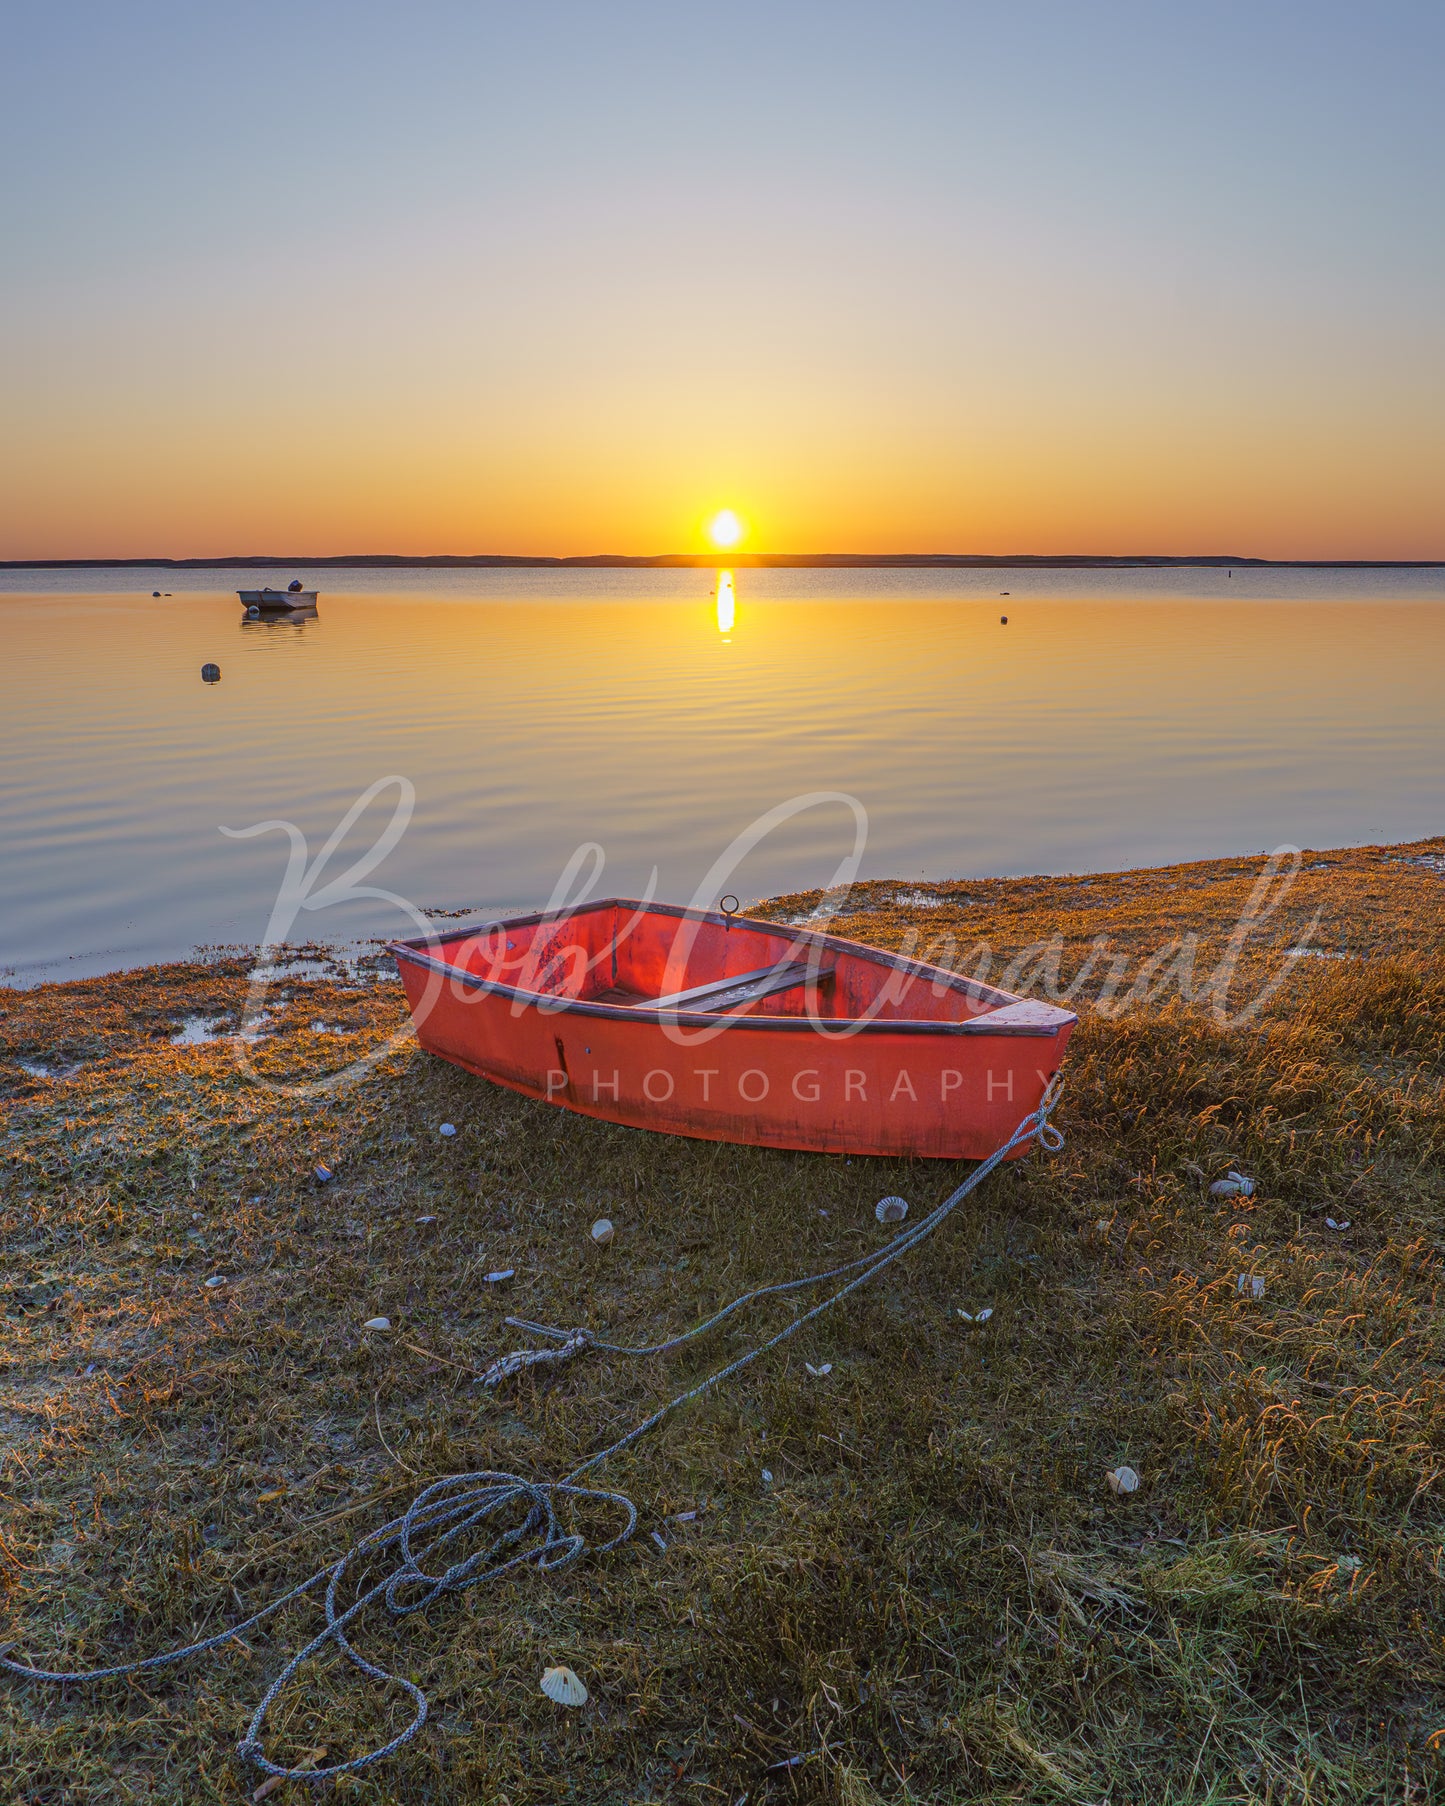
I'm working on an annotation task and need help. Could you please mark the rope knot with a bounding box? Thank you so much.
[475,1326,593,1389]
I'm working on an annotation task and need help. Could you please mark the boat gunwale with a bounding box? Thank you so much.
[386,898,1076,1038]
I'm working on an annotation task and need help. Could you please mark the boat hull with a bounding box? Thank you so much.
[390,902,1074,1160]
[238,589,319,609]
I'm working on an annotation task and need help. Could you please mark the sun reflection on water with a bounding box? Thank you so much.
[715,570,735,635]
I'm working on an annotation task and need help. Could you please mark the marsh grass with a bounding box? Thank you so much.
[2,839,1444,1802]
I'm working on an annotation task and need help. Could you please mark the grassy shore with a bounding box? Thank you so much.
[3,838,1444,1804]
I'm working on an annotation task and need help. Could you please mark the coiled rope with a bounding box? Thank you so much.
[2,1084,1063,1783]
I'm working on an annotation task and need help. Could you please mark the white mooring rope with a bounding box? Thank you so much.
[1,1085,1064,1783]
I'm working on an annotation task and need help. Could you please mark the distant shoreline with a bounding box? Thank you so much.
[3,553,1442,572]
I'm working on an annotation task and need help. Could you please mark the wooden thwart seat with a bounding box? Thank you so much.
[640,959,835,1015]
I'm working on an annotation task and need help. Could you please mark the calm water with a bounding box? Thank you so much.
[3,564,1443,983]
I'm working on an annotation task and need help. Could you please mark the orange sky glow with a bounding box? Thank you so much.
[2,7,1441,563]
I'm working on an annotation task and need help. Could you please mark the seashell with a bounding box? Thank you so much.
[650,1530,668,1552]
[1236,1274,1266,1300]
[314,1164,334,1183]
[204,1275,227,1288]
[540,1665,588,1707]
[1209,1170,1256,1199]
[1095,1218,1112,1234]
[483,1269,515,1284]
[415,1215,437,1225]
[804,1361,833,1377]
[671,1509,698,1523]
[761,1468,774,1485]
[591,1218,614,1246]
[875,1196,909,1225]
[956,1306,993,1324]
[1325,1218,1350,1231]
[439,1122,457,1138]
[363,1316,392,1331]
[1106,1465,1140,1495]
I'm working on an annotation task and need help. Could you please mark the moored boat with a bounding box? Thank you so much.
[389,899,1075,1159]
[238,586,320,612]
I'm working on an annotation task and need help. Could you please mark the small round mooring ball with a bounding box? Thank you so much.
[152,590,161,597]
[201,663,221,684]
[246,604,261,618]
[1000,615,1008,625]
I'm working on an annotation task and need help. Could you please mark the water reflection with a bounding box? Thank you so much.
[715,570,735,635]
[4,567,1445,981]
[240,606,318,631]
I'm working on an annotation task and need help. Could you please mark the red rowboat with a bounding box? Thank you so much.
[389,899,1075,1160]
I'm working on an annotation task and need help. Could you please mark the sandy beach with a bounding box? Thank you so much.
[3,836,1443,1798]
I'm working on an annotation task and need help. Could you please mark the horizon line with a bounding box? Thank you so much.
[4,552,1443,571]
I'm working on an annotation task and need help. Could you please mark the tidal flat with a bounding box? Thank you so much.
[3,838,1444,1802]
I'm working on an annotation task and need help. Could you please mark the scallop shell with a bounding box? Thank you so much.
[1106,1465,1140,1495]
[591,1218,615,1245]
[540,1664,588,1707]
[203,1275,228,1289]
[439,1122,457,1138]
[314,1164,334,1183]
[1209,1170,1256,1199]
[804,1361,833,1377]
[363,1316,392,1331]
[875,1196,909,1225]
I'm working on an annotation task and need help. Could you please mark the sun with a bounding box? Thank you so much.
[707,508,743,550]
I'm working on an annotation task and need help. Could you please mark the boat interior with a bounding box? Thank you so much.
[401,899,1015,1025]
